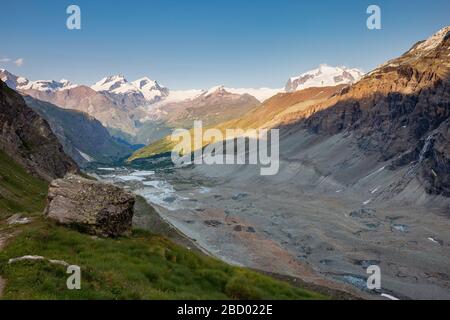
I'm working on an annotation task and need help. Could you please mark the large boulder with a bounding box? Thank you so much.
[44,174,135,237]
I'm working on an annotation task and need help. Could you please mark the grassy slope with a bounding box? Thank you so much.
[0,150,48,219]
[0,150,325,300]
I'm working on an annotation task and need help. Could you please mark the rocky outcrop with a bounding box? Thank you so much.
[417,119,450,196]
[0,80,78,181]
[44,174,135,237]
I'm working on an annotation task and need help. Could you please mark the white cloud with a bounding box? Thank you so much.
[14,58,24,67]
[0,57,11,63]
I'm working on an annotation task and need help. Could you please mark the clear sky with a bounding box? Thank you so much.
[1,0,449,89]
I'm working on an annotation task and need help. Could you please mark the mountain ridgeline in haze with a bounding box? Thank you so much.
[0,65,364,147]
[24,96,135,167]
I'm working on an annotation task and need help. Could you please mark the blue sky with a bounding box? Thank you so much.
[1,0,449,89]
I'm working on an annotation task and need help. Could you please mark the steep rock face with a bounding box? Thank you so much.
[290,26,450,196]
[24,96,134,167]
[45,174,135,237]
[0,81,78,181]
[415,119,450,196]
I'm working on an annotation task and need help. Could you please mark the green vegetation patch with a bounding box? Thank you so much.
[0,150,48,218]
[0,218,325,300]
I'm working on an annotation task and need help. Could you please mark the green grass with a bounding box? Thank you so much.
[0,150,48,219]
[0,218,325,300]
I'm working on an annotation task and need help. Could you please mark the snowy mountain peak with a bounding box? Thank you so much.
[91,74,168,104]
[413,26,450,52]
[205,85,227,96]
[91,75,136,93]
[132,77,156,88]
[131,77,168,102]
[0,69,77,92]
[285,65,364,92]
[20,79,78,92]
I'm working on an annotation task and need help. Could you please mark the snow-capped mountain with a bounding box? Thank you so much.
[285,65,364,92]
[20,79,78,92]
[91,75,169,105]
[0,68,29,90]
[131,77,169,101]
[91,75,139,94]
[412,25,450,52]
[0,69,77,92]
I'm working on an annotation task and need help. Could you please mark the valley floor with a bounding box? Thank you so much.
[111,131,450,300]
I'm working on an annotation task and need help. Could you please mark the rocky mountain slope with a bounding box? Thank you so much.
[24,96,134,167]
[287,26,450,196]
[0,80,78,181]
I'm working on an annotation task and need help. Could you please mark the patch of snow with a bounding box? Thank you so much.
[381,293,400,300]
[361,166,386,181]
[363,199,372,205]
[427,237,440,245]
[77,149,95,162]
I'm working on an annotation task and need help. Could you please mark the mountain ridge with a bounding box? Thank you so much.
[0,80,78,181]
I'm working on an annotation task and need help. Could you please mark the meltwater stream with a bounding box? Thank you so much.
[92,166,189,211]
